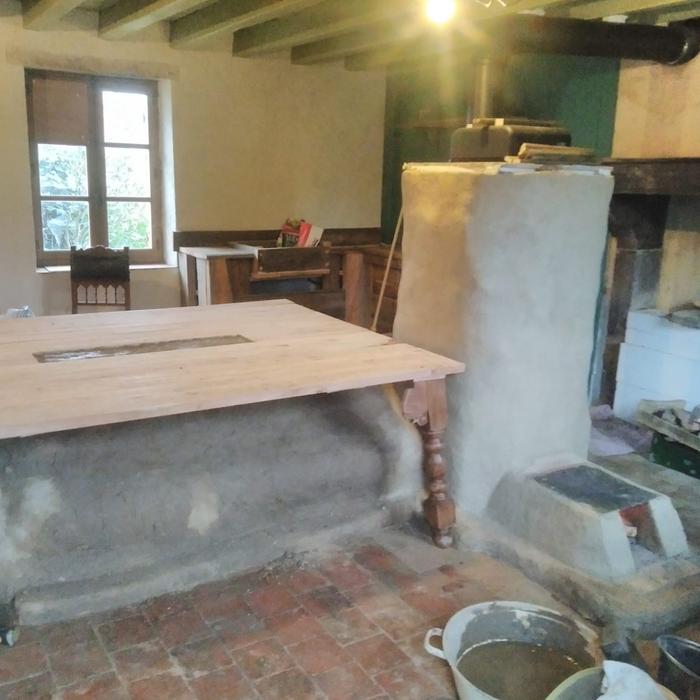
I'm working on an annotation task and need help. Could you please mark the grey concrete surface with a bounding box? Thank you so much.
[0,387,422,623]
[487,462,688,580]
[458,455,700,636]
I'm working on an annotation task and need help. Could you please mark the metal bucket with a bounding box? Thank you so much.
[658,635,700,700]
[545,667,680,700]
[424,601,602,700]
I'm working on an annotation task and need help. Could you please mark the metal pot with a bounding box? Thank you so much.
[424,601,602,700]
[658,635,700,700]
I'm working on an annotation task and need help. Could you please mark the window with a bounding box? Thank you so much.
[26,70,163,266]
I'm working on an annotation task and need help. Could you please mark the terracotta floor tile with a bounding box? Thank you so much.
[86,606,140,627]
[232,639,294,680]
[0,642,48,685]
[320,558,372,591]
[287,634,349,675]
[111,640,173,682]
[400,575,458,623]
[283,569,328,595]
[345,634,410,677]
[60,672,128,700]
[254,668,323,700]
[398,634,456,696]
[345,584,402,616]
[0,672,52,699]
[171,635,233,678]
[299,586,353,618]
[319,608,378,646]
[192,586,249,624]
[352,546,418,590]
[190,668,258,700]
[34,620,97,653]
[97,615,155,651]
[314,662,382,700]
[373,661,444,700]
[246,585,298,618]
[50,642,111,687]
[141,593,192,624]
[155,609,210,650]
[265,608,325,646]
[128,672,194,700]
[213,612,272,651]
[367,602,428,642]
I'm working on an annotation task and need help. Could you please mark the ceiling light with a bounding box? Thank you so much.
[426,0,457,25]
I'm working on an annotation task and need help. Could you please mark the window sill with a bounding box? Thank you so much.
[37,263,176,274]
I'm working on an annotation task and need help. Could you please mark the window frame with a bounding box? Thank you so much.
[26,69,163,267]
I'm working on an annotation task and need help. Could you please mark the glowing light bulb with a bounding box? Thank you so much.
[426,0,457,24]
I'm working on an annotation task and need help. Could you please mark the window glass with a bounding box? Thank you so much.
[102,91,149,145]
[107,201,152,250]
[38,144,89,197]
[105,147,151,197]
[41,201,90,250]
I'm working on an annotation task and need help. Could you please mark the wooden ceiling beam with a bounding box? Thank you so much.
[290,0,570,65]
[99,0,204,38]
[567,0,694,19]
[654,1,700,22]
[232,0,415,57]
[170,0,324,47]
[346,37,473,73]
[22,0,85,29]
[291,20,424,64]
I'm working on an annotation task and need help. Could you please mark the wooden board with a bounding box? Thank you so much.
[0,301,463,439]
[179,246,256,260]
[657,230,700,312]
[604,158,700,196]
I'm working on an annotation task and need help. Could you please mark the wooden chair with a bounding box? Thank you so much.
[70,246,131,314]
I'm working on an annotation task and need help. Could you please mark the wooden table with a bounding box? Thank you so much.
[0,301,464,546]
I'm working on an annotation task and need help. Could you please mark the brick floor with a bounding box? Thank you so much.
[2,538,697,699]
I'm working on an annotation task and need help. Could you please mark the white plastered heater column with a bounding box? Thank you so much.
[394,163,615,515]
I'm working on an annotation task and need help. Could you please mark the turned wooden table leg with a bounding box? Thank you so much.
[402,378,456,548]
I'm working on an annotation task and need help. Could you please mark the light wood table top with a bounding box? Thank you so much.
[0,300,464,440]
[179,246,256,260]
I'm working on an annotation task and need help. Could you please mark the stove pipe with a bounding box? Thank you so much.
[489,15,700,65]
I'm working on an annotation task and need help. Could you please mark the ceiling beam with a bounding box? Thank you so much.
[346,34,473,72]
[99,0,204,38]
[291,20,424,64]
[170,0,324,47]
[654,2,700,22]
[232,0,415,57]
[567,0,694,19]
[290,0,571,65]
[22,0,85,29]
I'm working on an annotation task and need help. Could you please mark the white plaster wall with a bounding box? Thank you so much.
[613,57,700,158]
[0,4,386,315]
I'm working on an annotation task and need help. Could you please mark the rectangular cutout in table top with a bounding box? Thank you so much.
[34,334,252,363]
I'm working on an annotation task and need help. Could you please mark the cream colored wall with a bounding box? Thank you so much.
[0,5,386,315]
[613,58,700,158]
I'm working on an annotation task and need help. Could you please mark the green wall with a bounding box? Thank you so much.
[381,54,620,237]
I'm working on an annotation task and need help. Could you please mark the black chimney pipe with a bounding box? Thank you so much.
[488,15,700,65]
